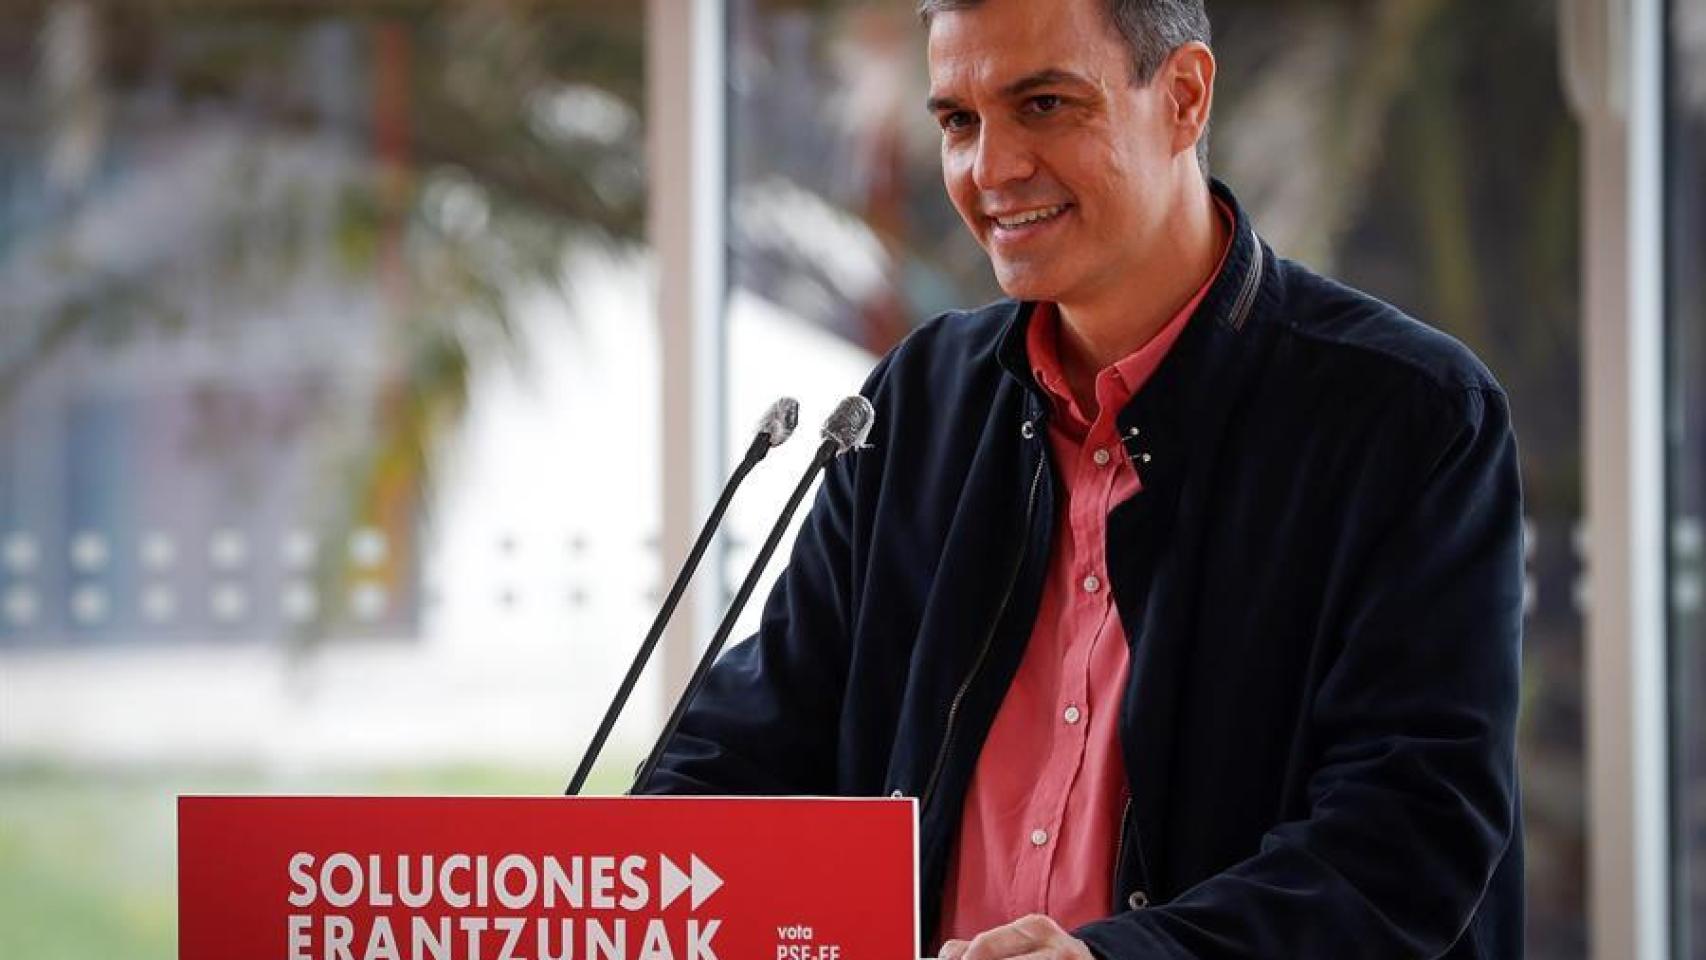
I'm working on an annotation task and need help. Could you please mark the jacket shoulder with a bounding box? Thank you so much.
[891,298,1014,364]
[1270,258,1504,400]
[861,298,1016,397]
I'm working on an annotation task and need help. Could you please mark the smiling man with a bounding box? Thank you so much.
[645,1,1524,957]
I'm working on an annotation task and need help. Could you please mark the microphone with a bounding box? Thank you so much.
[819,395,875,457]
[631,395,876,794]
[564,397,800,795]
[755,397,803,448]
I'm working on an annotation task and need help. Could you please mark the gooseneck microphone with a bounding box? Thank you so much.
[564,398,800,795]
[631,396,875,794]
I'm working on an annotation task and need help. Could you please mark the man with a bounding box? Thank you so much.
[646,0,1523,957]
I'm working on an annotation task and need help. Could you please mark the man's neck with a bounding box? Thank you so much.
[1054,180,1228,415]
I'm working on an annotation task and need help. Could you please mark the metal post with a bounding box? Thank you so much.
[649,0,728,710]
[1563,0,1670,955]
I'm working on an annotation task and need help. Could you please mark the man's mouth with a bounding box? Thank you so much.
[990,203,1071,231]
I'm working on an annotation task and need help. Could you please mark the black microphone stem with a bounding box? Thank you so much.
[564,431,772,796]
[631,437,840,794]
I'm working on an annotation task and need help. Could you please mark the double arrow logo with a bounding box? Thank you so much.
[658,855,722,910]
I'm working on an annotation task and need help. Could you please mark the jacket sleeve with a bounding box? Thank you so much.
[1076,386,1524,959]
[636,383,875,797]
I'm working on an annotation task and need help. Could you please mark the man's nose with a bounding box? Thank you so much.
[972,122,1035,190]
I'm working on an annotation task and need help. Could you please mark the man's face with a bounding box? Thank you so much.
[926,0,1188,304]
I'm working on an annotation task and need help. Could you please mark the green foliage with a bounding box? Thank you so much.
[0,763,637,959]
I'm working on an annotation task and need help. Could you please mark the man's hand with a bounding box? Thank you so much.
[937,914,1096,960]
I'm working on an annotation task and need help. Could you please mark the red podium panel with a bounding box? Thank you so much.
[179,795,918,960]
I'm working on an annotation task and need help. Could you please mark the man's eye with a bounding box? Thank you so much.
[1028,94,1063,114]
[940,111,976,132]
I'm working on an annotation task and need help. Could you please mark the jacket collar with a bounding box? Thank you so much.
[994,177,1273,400]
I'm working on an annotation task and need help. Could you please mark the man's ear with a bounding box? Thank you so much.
[1162,41,1216,159]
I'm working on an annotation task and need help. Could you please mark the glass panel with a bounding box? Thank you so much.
[724,1,1584,954]
[1669,0,1706,955]
[0,3,651,957]
[721,2,947,619]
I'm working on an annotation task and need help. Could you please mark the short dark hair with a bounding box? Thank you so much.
[918,0,1213,175]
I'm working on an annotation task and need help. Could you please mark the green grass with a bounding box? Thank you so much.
[0,762,636,959]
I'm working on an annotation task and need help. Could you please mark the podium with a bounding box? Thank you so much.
[179,795,919,960]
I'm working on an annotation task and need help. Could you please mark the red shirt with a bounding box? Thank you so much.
[940,212,1233,938]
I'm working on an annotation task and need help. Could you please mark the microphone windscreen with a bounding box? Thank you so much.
[756,397,801,447]
[820,395,875,456]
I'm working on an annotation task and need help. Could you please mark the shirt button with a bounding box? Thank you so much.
[1063,705,1082,725]
[1030,829,1049,847]
[1092,448,1112,467]
[1082,575,1102,594]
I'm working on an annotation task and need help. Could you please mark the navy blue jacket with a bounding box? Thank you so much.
[647,183,1524,959]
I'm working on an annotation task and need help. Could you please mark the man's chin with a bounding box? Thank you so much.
[990,262,1067,304]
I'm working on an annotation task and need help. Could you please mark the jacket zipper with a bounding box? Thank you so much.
[1112,793,1132,892]
[919,450,1048,811]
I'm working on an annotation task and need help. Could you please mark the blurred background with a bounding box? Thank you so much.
[0,0,1697,958]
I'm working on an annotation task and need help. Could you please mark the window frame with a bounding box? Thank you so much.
[1563,0,1670,953]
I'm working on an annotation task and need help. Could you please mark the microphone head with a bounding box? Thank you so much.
[820,395,875,456]
[756,397,801,447]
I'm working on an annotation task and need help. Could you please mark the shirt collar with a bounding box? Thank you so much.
[1023,197,1237,432]
[996,179,1276,407]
